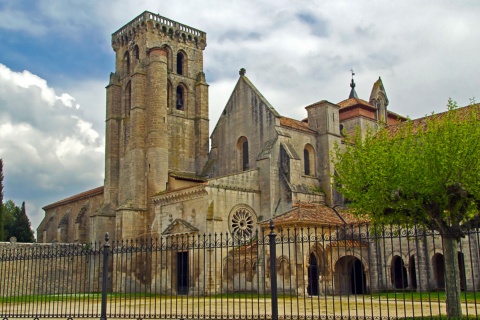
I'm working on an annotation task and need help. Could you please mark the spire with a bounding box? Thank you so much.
[349,69,358,99]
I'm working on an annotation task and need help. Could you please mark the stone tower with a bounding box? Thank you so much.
[93,11,209,241]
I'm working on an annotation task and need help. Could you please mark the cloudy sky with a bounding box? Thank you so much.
[1,0,479,234]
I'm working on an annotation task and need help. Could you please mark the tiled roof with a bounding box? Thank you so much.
[260,203,366,228]
[386,104,479,136]
[169,171,207,182]
[42,186,104,210]
[280,117,316,134]
[337,97,374,109]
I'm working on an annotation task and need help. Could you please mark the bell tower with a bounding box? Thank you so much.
[94,11,209,241]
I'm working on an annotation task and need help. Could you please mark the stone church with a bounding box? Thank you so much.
[38,11,478,295]
[38,11,402,245]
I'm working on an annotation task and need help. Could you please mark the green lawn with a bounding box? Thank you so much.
[371,291,479,303]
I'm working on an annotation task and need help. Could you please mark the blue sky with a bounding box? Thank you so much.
[1,0,480,235]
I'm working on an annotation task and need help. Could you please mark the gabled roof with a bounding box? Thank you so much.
[259,203,366,228]
[162,218,199,236]
[211,71,280,137]
[337,97,375,110]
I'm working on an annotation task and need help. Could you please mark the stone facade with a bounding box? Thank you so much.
[37,11,480,296]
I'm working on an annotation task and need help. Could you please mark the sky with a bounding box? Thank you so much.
[1,0,479,235]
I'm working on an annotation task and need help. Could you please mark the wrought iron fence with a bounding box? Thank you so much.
[1,222,479,319]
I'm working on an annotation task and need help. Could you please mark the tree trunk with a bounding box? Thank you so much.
[442,235,462,318]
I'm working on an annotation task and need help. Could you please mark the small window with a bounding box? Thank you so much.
[304,149,310,175]
[124,51,130,75]
[237,136,249,171]
[134,45,140,61]
[177,52,184,75]
[304,144,315,176]
[125,81,132,115]
[242,140,249,170]
[176,85,184,110]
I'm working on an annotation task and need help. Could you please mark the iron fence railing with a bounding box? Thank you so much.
[1,222,479,319]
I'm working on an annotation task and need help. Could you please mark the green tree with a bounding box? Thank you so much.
[332,100,480,318]
[14,202,35,242]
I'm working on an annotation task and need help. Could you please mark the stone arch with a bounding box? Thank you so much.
[162,45,173,72]
[123,51,131,76]
[222,257,235,281]
[277,255,291,277]
[432,253,445,289]
[133,44,140,62]
[167,80,173,110]
[303,143,315,176]
[333,255,368,295]
[237,136,249,171]
[124,81,132,116]
[390,255,408,289]
[408,254,418,289]
[176,50,188,75]
[175,83,187,111]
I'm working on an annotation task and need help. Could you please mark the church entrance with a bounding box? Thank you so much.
[335,256,366,294]
[432,253,445,289]
[177,252,189,295]
[391,256,408,289]
[307,253,319,296]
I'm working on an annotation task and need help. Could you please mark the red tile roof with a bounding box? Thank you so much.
[280,117,316,134]
[260,203,366,228]
[337,97,374,109]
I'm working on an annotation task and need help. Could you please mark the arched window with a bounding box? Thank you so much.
[177,52,184,75]
[167,80,173,110]
[237,136,249,171]
[304,149,310,175]
[134,45,140,62]
[304,144,315,176]
[125,81,132,115]
[176,85,184,110]
[124,51,130,75]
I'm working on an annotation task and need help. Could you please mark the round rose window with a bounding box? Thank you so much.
[230,207,256,239]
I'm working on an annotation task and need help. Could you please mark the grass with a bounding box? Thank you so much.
[371,291,479,303]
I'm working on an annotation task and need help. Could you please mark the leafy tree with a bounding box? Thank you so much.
[13,202,35,242]
[1,200,35,243]
[332,100,480,318]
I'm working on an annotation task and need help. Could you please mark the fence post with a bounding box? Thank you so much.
[100,233,110,320]
[269,220,278,320]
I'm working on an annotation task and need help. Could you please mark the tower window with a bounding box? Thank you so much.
[176,85,184,110]
[124,51,130,75]
[177,52,184,75]
[176,51,187,75]
[125,81,132,115]
[134,45,139,61]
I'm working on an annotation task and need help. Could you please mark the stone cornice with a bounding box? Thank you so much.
[153,186,208,205]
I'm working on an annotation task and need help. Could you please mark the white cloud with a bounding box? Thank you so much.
[0,64,104,233]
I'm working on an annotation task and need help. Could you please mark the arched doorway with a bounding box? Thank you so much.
[307,253,319,296]
[432,253,445,289]
[335,256,367,294]
[391,256,408,289]
[409,255,417,289]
